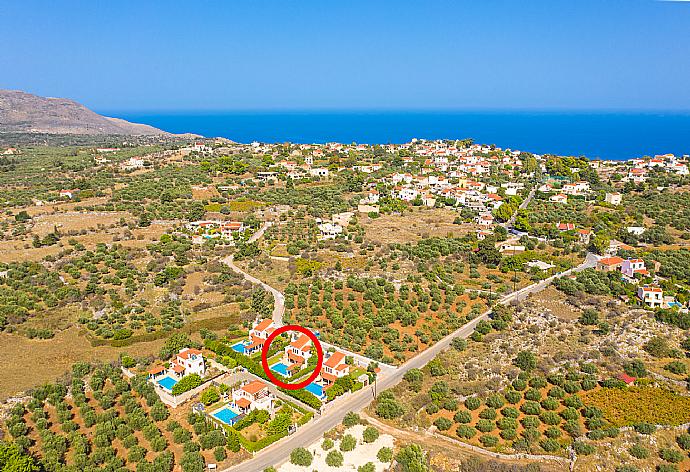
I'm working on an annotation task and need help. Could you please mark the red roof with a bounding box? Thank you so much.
[235,398,251,408]
[253,319,274,332]
[242,380,268,395]
[177,348,202,359]
[290,334,311,351]
[599,256,624,266]
[325,351,346,369]
[287,351,305,364]
[617,373,635,385]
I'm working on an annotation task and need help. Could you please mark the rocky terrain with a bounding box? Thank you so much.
[0,89,167,135]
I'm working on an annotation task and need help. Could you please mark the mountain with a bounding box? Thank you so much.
[0,90,168,135]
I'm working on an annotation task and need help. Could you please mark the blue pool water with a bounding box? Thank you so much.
[231,342,246,353]
[271,362,289,376]
[305,382,324,398]
[157,375,178,391]
[212,407,238,425]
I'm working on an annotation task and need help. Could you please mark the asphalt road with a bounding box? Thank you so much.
[221,253,599,472]
[220,224,598,471]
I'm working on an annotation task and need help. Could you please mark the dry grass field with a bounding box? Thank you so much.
[359,207,472,245]
[0,328,165,401]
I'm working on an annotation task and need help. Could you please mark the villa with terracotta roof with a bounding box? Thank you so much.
[231,380,274,414]
[320,351,350,386]
[148,347,205,381]
[240,318,277,355]
[285,333,312,373]
[596,256,624,272]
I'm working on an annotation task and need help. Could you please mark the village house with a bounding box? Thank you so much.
[320,351,350,386]
[237,319,277,355]
[231,380,274,414]
[626,226,646,237]
[309,167,330,178]
[149,348,206,383]
[637,285,663,308]
[317,221,343,240]
[475,213,494,226]
[556,222,575,232]
[59,189,79,199]
[122,156,145,170]
[550,194,568,204]
[621,258,648,278]
[596,256,624,272]
[578,229,593,245]
[285,333,312,373]
[605,192,622,206]
[498,242,526,253]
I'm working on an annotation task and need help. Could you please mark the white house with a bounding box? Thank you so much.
[122,157,145,170]
[149,348,206,381]
[241,319,277,355]
[172,348,206,377]
[317,222,343,239]
[622,259,648,278]
[550,194,568,204]
[396,187,419,202]
[59,189,78,199]
[605,192,622,206]
[626,226,646,236]
[309,167,330,178]
[220,221,244,239]
[475,214,494,226]
[638,285,663,308]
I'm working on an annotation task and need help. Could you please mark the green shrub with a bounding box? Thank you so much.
[454,410,471,424]
[342,412,360,427]
[456,425,477,439]
[340,434,356,452]
[377,447,393,463]
[363,426,380,443]
[326,450,344,467]
[574,441,595,455]
[659,448,684,463]
[465,397,481,410]
[171,374,203,396]
[479,435,499,447]
[290,447,312,466]
[629,444,650,459]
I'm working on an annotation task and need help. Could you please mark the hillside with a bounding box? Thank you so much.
[0,89,168,135]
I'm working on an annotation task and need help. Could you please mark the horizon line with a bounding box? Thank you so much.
[99,107,690,115]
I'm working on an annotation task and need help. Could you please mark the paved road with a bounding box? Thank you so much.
[221,253,599,472]
[221,222,285,327]
[504,185,536,228]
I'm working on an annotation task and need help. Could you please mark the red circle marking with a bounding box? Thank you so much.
[261,324,323,390]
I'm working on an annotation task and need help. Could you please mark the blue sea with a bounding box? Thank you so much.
[106,110,690,161]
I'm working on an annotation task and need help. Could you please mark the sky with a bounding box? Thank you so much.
[1,0,689,111]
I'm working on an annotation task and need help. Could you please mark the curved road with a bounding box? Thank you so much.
[219,224,598,471]
[221,222,285,327]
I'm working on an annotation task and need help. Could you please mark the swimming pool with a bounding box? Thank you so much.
[157,375,178,391]
[304,382,324,398]
[231,342,247,353]
[212,406,238,425]
[271,362,289,376]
